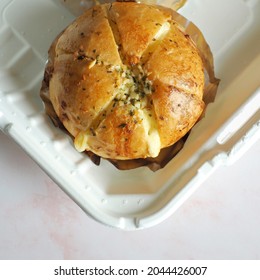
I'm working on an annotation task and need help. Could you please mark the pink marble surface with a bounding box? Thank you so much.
[0,131,260,260]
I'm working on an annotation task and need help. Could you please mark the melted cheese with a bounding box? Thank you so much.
[140,108,161,158]
[153,22,170,40]
[74,131,90,152]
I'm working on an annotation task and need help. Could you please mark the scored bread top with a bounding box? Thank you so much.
[49,2,205,160]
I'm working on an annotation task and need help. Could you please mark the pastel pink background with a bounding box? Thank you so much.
[0,131,260,259]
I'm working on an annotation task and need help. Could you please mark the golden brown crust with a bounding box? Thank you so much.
[48,2,205,160]
[151,81,204,147]
[109,3,172,65]
[144,22,204,99]
[86,105,149,159]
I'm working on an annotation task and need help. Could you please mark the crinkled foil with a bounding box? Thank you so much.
[41,0,220,171]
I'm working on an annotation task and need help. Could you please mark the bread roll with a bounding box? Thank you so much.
[49,2,205,160]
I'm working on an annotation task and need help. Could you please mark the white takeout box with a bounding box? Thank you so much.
[0,0,259,229]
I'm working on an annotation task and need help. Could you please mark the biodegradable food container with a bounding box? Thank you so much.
[0,0,259,229]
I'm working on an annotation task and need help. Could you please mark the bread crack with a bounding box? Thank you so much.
[141,21,171,64]
[105,4,124,64]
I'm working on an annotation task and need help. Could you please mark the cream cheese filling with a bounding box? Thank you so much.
[139,108,161,158]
